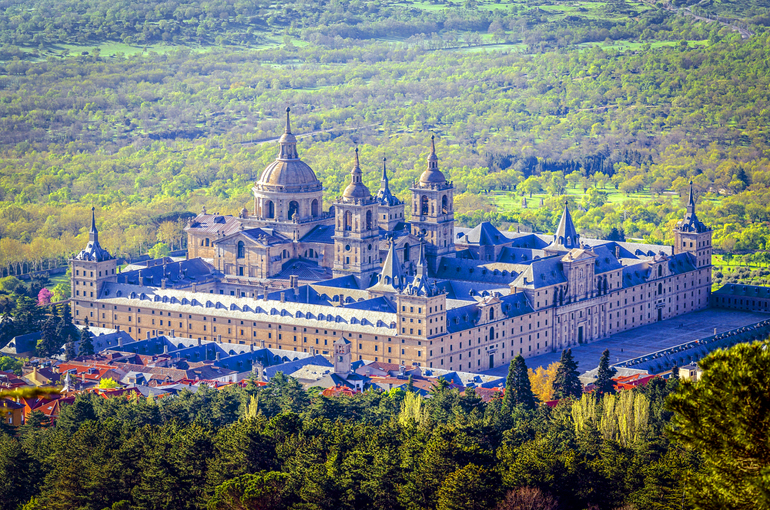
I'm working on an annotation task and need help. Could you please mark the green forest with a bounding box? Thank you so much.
[2,339,769,510]
[1,0,770,283]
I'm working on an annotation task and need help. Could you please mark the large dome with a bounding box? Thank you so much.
[255,107,323,193]
[258,159,323,193]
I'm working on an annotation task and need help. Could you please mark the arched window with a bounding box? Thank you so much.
[421,195,429,215]
[288,201,299,220]
[266,200,275,219]
[205,238,210,247]
[489,326,495,341]
[442,195,449,214]
[237,241,245,258]
[489,308,495,321]
[403,243,410,262]
[311,199,319,217]
[658,282,663,295]
[344,211,352,231]
[657,265,662,277]
[366,210,372,230]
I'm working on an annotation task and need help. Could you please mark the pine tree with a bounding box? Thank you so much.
[79,325,94,356]
[595,349,617,395]
[552,348,583,400]
[37,314,60,357]
[503,355,537,411]
[64,336,77,361]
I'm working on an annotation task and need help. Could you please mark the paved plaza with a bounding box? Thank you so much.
[482,307,770,378]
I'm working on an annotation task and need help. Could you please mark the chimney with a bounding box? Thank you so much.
[263,287,268,301]
[250,343,254,352]
[255,361,265,382]
[280,292,285,303]
[170,329,175,338]
[161,279,167,289]
[197,338,201,346]
[116,325,120,332]
[118,336,123,348]
[290,275,299,289]
[192,284,197,293]
[615,245,621,259]
[146,331,151,340]
[163,344,168,354]
[215,351,221,362]
[217,335,222,343]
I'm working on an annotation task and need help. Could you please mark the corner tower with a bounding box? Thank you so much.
[410,136,455,267]
[333,148,381,283]
[673,181,712,269]
[71,208,117,323]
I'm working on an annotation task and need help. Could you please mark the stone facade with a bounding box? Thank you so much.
[72,115,713,373]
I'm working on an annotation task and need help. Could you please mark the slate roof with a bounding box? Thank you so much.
[185,213,242,236]
[300,224,336,244]
[511,256,567,289]
[368,240,407,294]
[217,227,291,247]
[714,284,770,298]
[117,258,217,287]
[592,245,624,274]
[435,257,524,284]
[446,293,532,333]
[456,222,509,246]
[271,258,332,281]
[1,332,41,356]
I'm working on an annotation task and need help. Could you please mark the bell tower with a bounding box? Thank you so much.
[333,148,381,284]
[71,208,117,325]
[333,337,352,375]
[410,136,455,269]
[673,181,712,269]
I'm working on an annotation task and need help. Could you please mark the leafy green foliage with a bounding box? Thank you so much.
[668,339,770,510]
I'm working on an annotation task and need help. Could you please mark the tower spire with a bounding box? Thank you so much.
[285,106,291,134]
[89,206,98,243]
[381,156,388,182]
[549,201,580,250]
[687,180,695,215]
[277,107,298,160]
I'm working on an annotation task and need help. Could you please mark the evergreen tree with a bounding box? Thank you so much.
[595,349,617,395]
[64,336,77,361]
[37,314,60,357]
[503,355,537,411]
[0,311,16,349]
[552,348,583,400]
[79,324,94,356]
[406,374,415,393]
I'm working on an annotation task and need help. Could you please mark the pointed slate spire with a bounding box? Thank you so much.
[377,157,400,206]
[369,237,405,293]
[89,206,98,244]
[550,201,580,250]
[677,180,709,233]
[75,207,112,262]
[686,180,696,215]
[404,236,436,296]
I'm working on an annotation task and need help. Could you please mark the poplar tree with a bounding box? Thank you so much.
[552,348,583,400]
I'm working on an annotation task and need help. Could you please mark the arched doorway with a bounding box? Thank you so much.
[266,200,275,219]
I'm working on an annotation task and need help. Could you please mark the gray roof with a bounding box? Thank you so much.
[0,332,41,355]
[714,284,770,298]
[117,258,217,287]
[457,222,509,246]
[369,239,406,293]
[185,213,242,236]
[300,224,336,244]
[511,255,567,289]
[446,293,532,333]
[435,257,524,284]
[264,354,332,380]
[548,204,580,251]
